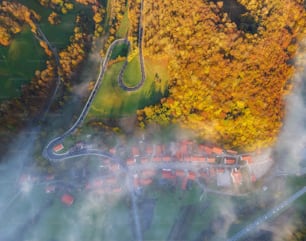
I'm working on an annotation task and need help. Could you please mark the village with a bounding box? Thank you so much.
[20,139,267,207]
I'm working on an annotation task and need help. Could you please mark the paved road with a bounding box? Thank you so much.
[227,186,306,241]
[117,0,146,91]
[43,39,127,162]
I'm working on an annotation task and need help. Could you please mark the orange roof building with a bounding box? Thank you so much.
[207,157,215,163]
[162,169,175,179]
[140,178,153,186]
[141,169,156,177]
[212,147,223,155]
[126,158,136,165]
[155,145,164,156]
[163,156,172,162]
[241,155,253,164]
[224,157,236,165]
[53,143,64,153]
[61,194,74,206]
[176,170,185,177]
[188,171,196,180]
[132,147,140,156]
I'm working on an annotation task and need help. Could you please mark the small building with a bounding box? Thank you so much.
[141,169,156,177]
[163,156,172,162]
[154,144,165,156]
[131,147,140,157]
[188,171,196,181]
[140,178,153,186]
[224,157,236,165]
[176,170,185,177]
[241,155,253,164]
[207,157,215,163]
[53,143,64,153]
[126,158,136,166]
[162,169,175,179]
[61,194,74,206]
[212,147,223,155]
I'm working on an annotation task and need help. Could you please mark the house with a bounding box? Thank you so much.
[146,146,153,155]
[53,143,64,153]
[207,157,215,163]
[212,147,223,155]
[241,155,253,164]
[109,148,116,154]
[162,169,175,179]
[152,157,162,162]
[226,149,238,155]
[141,169,156,177]
[154,144,164,156]
[140,158,149,164]
[131,147,140,156]
[176,170,185,177]
[140,178,153,186]
[163,156,172,162]
[224,157,236,165]
[126,158,136,166]
[61,194,74,206]
[188,171,196,181]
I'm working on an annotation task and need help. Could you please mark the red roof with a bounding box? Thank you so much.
[162,170,175,179]
[109,148,116,154]
[241,155,253,163]
[126,158,136,165]
[140,178,153,186]
[207,157,215,163]
[176,170,185,177]
[181,177,188,190]
[226,149,238,155]
[217,168,225,173]
[146,146,153,155]
[61,194,74,206]
[141,170,156,177]
[140,158,149,164]
[155,145,164,156]
[163,156,172,162]
[224,157,236,165]
[188,171,196,180]
[212,147,223,155]
[132,147,140,156]
[152,157,162,162]
[53,144,64,153]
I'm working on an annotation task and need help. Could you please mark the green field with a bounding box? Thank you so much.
[0,0,93,101]
[0,27,46,100]
[122,55,142,87]
[86,56,168,118]
[116,9,129,38]
[19,0,91,50]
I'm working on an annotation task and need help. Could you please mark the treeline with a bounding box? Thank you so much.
[0,2,95,157]
[137,0,306,151]
[0,1,40,46]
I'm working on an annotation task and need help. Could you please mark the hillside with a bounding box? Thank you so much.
[137,0,306,151]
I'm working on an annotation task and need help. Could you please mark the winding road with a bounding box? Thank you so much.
[117,0,146,91]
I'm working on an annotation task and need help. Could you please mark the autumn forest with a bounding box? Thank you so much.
[0,0,306,154]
